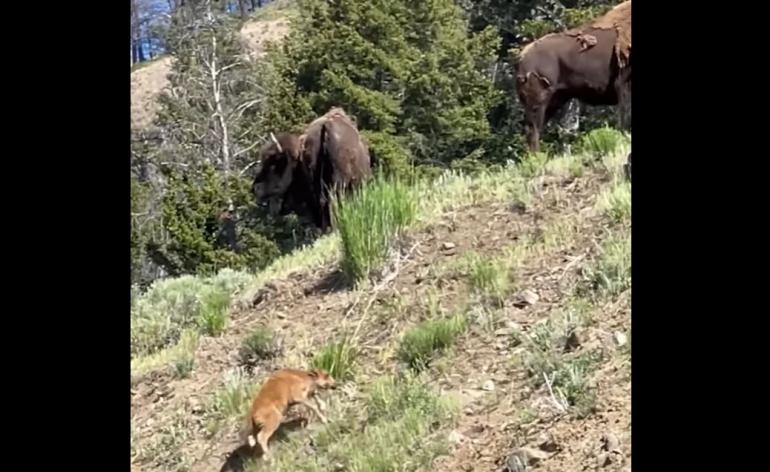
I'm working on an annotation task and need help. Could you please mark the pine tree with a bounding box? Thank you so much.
[260,0,501,173]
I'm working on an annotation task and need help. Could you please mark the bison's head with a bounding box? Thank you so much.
[515,69,553,153]
[252,132,301,215]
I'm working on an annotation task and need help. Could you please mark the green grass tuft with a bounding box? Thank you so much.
[208,367,257,423]
[465,251,512,307]
[518,152,549,179]
[334,176,417,282]
[311,339,358,381]
[398,314,467,370]
[197,287,229,336]
[586,234,631,297]
[596,180,631,224]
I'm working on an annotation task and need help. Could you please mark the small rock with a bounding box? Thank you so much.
[442,241,456,250]
[519,446,550,464]
[482,380,495,391]
[504,446,551,471]
[448,430,466,444]
[537,432,559,452]
[188,398,203,414]
[614,331,628,347]
[513,290,539,308]
[596,452,612,468]
[495,327,516,337]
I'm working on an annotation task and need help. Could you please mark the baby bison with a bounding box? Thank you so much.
[246,368,336,461]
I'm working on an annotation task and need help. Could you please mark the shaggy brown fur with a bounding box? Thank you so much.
[253,106,374,230]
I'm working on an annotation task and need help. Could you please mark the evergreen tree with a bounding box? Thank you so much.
[260,0,502,174]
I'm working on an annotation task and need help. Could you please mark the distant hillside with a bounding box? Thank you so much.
[131,16,290,130]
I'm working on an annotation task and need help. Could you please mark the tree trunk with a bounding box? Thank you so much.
[206,0,234,209]
[238,0,247,19]
[137,37,146,62]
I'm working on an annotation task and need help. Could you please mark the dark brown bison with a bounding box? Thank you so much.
[514,0,631,153]
[252,107,375,232]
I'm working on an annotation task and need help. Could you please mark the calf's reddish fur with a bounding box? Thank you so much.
[246,368,335,460]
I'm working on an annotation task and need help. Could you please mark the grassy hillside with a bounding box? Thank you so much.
[130,129,631,472]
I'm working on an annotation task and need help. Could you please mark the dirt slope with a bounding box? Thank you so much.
[131,153,631,472]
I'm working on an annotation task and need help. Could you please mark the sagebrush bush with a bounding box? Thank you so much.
[172,330,199,378]
[131,329,200,381]
[131,269,253,358]
[520,308,602,418]
[239,327,279,366]
[518,151,549,179]
[578,126,626,158]
[597,180,631,224]
[587,234,631,297]
[311,339,358,381]
[208,367,257,421]
[334,176,417,282]
[398,314,467,370]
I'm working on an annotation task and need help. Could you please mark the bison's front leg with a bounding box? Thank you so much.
[525,104,547,154]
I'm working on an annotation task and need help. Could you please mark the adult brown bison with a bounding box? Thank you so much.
[252,107,375,232]
[515,0,631,153]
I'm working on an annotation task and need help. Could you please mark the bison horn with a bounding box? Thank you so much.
[270,132,283,153]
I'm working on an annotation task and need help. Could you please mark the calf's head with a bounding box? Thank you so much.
[309,368,336,389]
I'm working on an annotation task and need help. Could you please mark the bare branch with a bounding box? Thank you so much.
[232,135,264,158]
[216,62,242,76]
[543,372,568,414]
[227,97,263,122]
[158,161,190,168]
